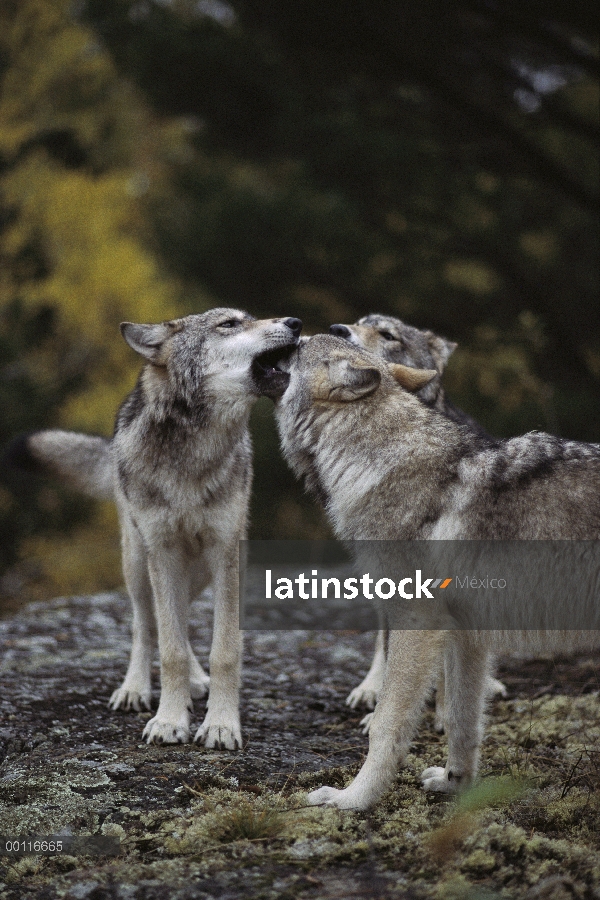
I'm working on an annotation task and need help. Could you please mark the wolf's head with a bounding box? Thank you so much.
[274,334,437,491]
[275,334,438,520]
[120,308,302,417]
[328,314,456,407]
[277,333,436,409]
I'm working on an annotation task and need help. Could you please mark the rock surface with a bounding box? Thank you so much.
[1,592,600,899]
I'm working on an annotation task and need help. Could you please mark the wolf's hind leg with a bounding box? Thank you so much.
[434,665,506,735]
[109,518,155,712]
[346,630,385,711]
[433,665,446,733]
[189,643,210,699]
[422,634,490,793]
[188,564,210,700]
[309,630,444,810]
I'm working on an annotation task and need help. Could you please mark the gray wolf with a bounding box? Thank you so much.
[329,315,504,726]
[9,308,302,747]
[274,334,600,809]
[329,313,489,437]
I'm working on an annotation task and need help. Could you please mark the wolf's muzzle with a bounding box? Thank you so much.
[283,318,303,338]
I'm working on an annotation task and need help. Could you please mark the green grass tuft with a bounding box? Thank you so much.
[208,800,289,844]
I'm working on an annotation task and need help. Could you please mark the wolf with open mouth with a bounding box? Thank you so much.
[7,308,302,747]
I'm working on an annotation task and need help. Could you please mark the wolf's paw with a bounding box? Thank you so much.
[359,712,374,735]
[488,677,508,699]
[421,766,463,794]
[194,712,241,751]
[346,682,378,710]
[142,715,190,745]
[190,674,210,700]
[109,686,152,712]
[308,786,364,809]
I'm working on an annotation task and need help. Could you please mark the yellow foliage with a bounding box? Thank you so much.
[19,502,122,601]
[0,0,116,157]
[447,327,554,424]
[0,0,209,438]
[1,153,184,433]
[0,0,208,595]
[444,259,501,296]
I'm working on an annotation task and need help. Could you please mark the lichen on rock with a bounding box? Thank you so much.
[1,593,599,898]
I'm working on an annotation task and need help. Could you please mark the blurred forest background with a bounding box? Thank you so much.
[0,0,598,611]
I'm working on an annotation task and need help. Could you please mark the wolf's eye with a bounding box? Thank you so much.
[379,330,396,342]
[218,319,240,329]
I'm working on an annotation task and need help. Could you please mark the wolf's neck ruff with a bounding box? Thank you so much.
[279,389,465,541]
[142,361,211,427]
[116,366,250,472]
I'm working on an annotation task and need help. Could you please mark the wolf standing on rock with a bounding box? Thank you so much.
[330,314,505,730]
[274,334,600,809]
[9,308,302,747]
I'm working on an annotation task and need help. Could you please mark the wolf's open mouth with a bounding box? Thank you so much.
[254,344,296,377]
[252,342,297,398]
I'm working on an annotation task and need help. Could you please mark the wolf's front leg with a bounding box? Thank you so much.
[421,634,490,793]
[109,517,155,712]
[194,542,242,750]
[142,545,193,744]
[309,630,444,810]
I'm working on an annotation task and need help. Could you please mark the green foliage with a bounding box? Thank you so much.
[206,798,289,844]
[428,776,529,861]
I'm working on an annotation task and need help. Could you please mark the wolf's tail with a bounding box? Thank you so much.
[4,430,114,501]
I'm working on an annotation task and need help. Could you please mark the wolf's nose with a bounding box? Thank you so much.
[329,324,351,339]
[283,317,303,337]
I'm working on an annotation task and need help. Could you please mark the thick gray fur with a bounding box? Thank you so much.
[330,314,503,725]
[274,334,600,809]
[331,313,490,438]
[10,308,301,748]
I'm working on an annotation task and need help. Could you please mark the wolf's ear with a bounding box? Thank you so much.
[389,363,437,392]
[120,322,173,363]
[324,361,381,402]
[428,334,457,373]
